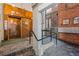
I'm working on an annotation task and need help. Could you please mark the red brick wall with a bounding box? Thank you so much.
[58,3,79,27]
[58,3,79,45]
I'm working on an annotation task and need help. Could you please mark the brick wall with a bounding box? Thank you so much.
[58,3,79,45]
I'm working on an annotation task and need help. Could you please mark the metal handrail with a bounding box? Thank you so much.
[31,30,42,41]
[30,30,53,44]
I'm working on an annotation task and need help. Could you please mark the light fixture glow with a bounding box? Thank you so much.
[46,8,52,13]
[11,11,15,15]
[11,4,16,7]
[25,22,28,25]
[10,20,13,24]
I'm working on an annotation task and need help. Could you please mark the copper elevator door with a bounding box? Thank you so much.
[4,18,21,40]
[9,18,21,39]
[4,17,32,40]
[21,18,31,38]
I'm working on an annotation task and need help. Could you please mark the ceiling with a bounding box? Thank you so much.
[8,3,32,11]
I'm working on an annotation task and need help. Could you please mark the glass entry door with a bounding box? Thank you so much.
[41,7,58,44]
[41,10,52,38]
[41,10,52,44]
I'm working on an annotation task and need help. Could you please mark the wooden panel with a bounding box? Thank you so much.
[58,32,79,45]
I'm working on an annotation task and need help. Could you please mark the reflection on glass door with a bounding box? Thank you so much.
[4,17,21,40]
[4,19,8,40]
[8,18,21,39]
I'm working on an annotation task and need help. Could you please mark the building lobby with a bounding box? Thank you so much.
[0,3,79,56]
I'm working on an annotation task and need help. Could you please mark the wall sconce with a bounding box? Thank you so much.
[25,22,29,25]
[11,11,15,15]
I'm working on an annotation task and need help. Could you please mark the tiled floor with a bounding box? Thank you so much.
[43,38,79,56]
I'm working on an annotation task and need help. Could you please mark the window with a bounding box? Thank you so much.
[74,17,79,24]
[63,19,69,24]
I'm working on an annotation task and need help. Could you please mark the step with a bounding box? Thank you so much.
[5,46,36,56]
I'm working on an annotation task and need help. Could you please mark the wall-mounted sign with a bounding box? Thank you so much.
[74,17,79,24]
[63,19,69,24]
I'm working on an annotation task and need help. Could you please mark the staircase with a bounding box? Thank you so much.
[0,38,35,56]
[5,46,35,56]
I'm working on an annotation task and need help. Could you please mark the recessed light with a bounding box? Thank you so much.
[11,4,16,7]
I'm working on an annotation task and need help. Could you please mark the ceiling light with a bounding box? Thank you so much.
[46,8,52,13]
[11,4,16,7]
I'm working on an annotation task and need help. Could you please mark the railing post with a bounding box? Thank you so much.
[42,38,43,44]
[50,29,52,41]
[56,33,57,46]
[42,30,43,44]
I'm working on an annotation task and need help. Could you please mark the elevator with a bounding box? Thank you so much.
[4,15,32,41]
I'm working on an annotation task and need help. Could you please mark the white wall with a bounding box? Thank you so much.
[32,4,42,55]
[32,3,56,56]
[32,7,39,55]
[0,4,4,42]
